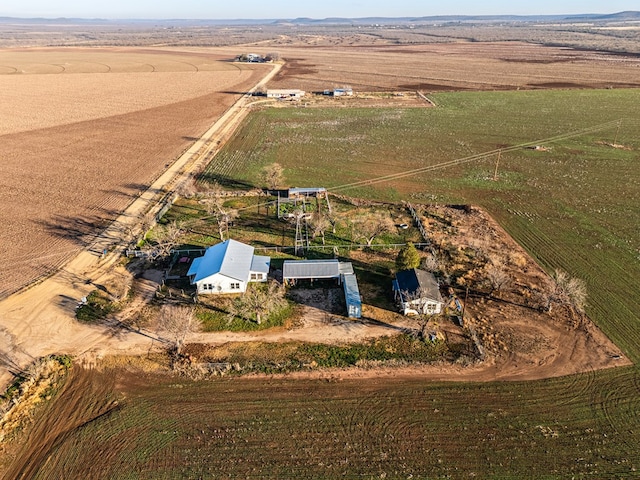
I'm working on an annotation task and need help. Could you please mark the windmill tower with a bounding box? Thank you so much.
[292,202,309,256]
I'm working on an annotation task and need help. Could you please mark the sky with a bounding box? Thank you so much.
[0,0,637,19]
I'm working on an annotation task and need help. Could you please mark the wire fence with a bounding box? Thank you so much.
[125,242,433,258]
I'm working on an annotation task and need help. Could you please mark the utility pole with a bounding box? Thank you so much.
[613,120,622,146]
[493,150,502,182]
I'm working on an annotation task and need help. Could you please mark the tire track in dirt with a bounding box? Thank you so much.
[590,368,640,455]
[2,367,118,480]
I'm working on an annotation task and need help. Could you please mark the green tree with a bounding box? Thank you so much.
[396,242,421,271]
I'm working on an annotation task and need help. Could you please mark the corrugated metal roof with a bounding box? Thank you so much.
[342,271,362,318]
[251,255,271,275]
[338,262,354,275]
[191,239,255,283]
[187,257,203,278]
[283,259,340,279]
[288,187,327,197]
[393,268,442,303]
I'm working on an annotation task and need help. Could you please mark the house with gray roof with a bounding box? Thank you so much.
[392,268,443,316]
[187,239,270,294]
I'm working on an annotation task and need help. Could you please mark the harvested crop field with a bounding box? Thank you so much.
[0,47,268,298]
[255,41,640,93]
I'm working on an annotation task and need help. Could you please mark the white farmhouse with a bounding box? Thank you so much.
[187,239,270,294]
[392,268,443,316]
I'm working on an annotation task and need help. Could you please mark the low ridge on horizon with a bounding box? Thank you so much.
[0,10,639,24]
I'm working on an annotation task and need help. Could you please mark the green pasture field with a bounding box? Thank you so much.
[201,89,640,363]
[7,366,639,478]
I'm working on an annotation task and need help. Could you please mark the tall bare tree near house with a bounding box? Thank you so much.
[227,281,287,325]
[201,194,238,241]
[422,253,440,272]
[158,304,200,356]
[262,162,284,190]
[352,211,395,247]
[142,220,183,261]
[217,208,238,241]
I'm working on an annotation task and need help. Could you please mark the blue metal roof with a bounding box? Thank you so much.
[187,257,203,278]
[190,239,255,283]
[342,271,362,319]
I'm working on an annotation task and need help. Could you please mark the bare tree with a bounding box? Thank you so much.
[484,262,512,296]
[217,208,238,241]
[158,304,200,355]
[227,281,287,325]
[176,177,198,199]
[143,220,184,261]
[309,213,331,245]
[352,212,395,247]
[261,163,284,190]
[541,269,587,315]
[201,193,238,241]
[328,213,338,234]
[265,52,281,62]
[422,253,440,272]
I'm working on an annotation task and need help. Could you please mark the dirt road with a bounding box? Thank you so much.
[0,63,282,390]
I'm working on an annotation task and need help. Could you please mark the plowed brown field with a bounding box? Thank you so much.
[0,47,268,298]
[259,41,640,92]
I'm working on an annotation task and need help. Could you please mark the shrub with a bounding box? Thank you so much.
[75,290,118,322]
[396,242,421,271]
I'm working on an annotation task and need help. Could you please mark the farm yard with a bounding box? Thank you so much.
[0,47,269,298]
[1,31,640,478]
[199,89,640,365]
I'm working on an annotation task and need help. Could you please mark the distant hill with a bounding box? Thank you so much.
[565,11,640,21]
[0,12,638,27]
